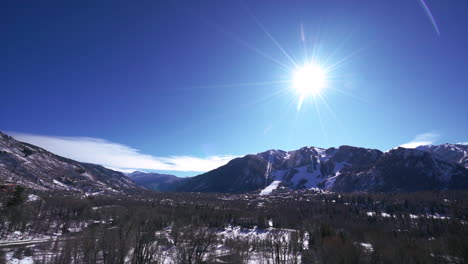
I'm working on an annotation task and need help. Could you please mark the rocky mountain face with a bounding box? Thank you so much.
[174,145,383,193]
[416,144,468,169]
[2,130,466,194]
[0,132,139,193]
[331,148,468,192]
[175,144,468,194]
[174,155,268,193]
[127,171,182,191]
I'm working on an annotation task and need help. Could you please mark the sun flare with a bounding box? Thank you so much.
[292,63,326,98]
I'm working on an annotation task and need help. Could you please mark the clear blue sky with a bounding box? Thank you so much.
[2,1,467,175]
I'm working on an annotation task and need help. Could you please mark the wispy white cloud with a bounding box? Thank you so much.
[263,123,273,135]
[399,132,439,149]
[457,142,468,145]
[9,132,238,173]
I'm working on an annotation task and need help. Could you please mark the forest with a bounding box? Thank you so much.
[1,187,467,263]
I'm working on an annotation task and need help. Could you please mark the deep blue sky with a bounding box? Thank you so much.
[2,0,467,175]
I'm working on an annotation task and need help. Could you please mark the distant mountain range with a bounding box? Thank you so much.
[1,131,467,194]
[126,171,183,191]
[174,144,468,193]
[0,132,139,194]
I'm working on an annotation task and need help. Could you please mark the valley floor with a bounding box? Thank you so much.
[1,189,468,263]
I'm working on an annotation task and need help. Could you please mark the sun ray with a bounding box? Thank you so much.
[188,80,290,90]
[417,0,441,36]
[324,38,378,73]
[313,97,329,142]
[297,95,305,111]
[330,86,369,104]
[316,93,345,131]
[324,46,365,73]
[322,30,356,67]
[194,11,369,123]
[300,23,307,58]
[220,28,294,71]
[244,5,299,69]
[200,16,293,71]
[309,18,324,65]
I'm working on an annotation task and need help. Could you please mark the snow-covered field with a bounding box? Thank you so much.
[0,232,58,264]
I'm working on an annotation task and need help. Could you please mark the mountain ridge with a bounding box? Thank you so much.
[174,144,468,194]
[1,131,467,194]
[126,171,183,191]
[0,131,140,194]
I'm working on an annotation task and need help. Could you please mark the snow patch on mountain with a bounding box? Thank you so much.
[290,166,322,188]
[260,181,281,195]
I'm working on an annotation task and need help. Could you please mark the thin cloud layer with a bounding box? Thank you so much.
[399,132,439,149]
[9,132,238,173]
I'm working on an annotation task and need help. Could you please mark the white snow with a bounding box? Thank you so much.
[359,242,374,252]
[289,165,322,188]
[0,237,53,247]
[381,212,391,218]
[81,172,94,180]
[218,225,297,243]
[5,253,34,264]
[331,161,348,174]
[426,213,450,220]
[260,181,281,195]
[324,175,339,189]
[268,219,273,227]
[264,161,272,179]
[303,232,310,250]
[366,212,376,217]
[314,147,326,156]
[52,179,69,189]
[67,227,82,233]
[27,194,40,202]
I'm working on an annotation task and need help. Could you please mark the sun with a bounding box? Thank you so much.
[292,63,326,97]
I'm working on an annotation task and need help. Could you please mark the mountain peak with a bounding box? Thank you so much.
[175,143,467,194]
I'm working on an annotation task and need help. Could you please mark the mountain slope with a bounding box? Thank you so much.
[416,143,468,168]
[127,171,183,191]
[0,132,139,193]
[174,145,384,193]
[175,155,268,193]
[3,129,466,194]
[331,148,468,192]
[174,144,468,194]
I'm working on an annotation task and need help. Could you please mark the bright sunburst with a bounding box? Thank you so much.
[292,63,326,98]
[291,63,328,111]
[197,10,361,113]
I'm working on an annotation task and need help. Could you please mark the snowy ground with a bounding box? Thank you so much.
[1,235,57,264]
[260,181,281,195]
[4,252,34,264]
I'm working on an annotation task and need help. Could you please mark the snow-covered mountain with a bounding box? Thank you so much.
[416,143,468,169]
[174,145,383,193]
[2,130,466,194]
[332,147,468,192]
[127,171,182,191]
[0,132,139,193]
[175,144,468,194]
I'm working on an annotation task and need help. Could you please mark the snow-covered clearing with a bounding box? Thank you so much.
[260,181,281,195]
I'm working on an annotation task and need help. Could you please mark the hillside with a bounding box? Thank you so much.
[0,132,140,193]
[175,145,468,193]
